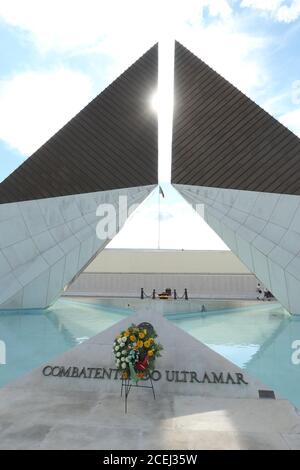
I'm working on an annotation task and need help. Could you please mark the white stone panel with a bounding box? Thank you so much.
[233,190,258,213]
[32,231,57,253]
[285,272,300,315]
[252,235,275,255]
[227,207,249,224]
[46,258,65,306]
[0,273,23,305]
[261,222,286,245]
[0,290,23,309]
[236,225,257,244]
[75,193,98,215]
[59,197,82,222]
[251,246,271,288]
[0,216,30,249]
[244,215,267,235]
[14,256,49,287]
[280,230,300,256]
[19,200,48,236]
[251,192,279,221]
[205,213,223,237]
[268,259,290,312]
[216,189,239,207]
[236,235,254,272]
[38,198,65,228]
[285,256,300,282]
[22,270,50,309]
[63,246,81,286]
[73,225,94,244]
[213,200,230,216]
[272,194,300,229]
[77,236,95,270]
[0,202,20,222]
[174,184,300,315]
[50,223,74,245]
[268,246,294,270]
[56,233,80,255]
[2,238,40,270]
[0,185,155,309]
[41,245,65,266]
[290,204,300,235]
[0,252,11,277]
[220,223,238,252]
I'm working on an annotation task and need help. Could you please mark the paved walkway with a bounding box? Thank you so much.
[0,388,300,449]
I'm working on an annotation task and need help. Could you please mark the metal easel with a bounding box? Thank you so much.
[121,375,156,414]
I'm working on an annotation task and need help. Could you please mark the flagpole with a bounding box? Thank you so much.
[158,186,165,250]
[158,186,160,250]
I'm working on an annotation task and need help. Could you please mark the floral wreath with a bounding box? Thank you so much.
[113,323,163,382]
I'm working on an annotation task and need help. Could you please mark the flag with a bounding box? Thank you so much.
[159,186,165,198]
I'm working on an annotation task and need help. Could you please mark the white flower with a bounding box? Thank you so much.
[122,350,127,355]
[121,363,127,369]
[117,338,122,344]
[122,336,127,343]
[126,358,130,363]
[121,357,126,362]
[115,361,120,367]
[115,346,119,351]
[116,352,121,358]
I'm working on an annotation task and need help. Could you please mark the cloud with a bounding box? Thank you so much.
[279,108,300,137]
[241,0,300,23]
[0,68,93,155]
[0,1,202,54]
[0,0,270,158]
[178,21,268,96]
[0,1,267,84]
[206,0,233,19]
[241,0,285,13]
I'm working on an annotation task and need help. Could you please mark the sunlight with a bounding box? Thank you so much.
[150,91,158,112]
[151,40,175,183]
[158,39,175,183]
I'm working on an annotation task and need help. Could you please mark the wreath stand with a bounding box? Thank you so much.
[121,375,156,414]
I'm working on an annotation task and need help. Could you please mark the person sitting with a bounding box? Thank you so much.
[256,283,264,301]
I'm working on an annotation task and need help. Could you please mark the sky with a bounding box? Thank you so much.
[0,0,300,250]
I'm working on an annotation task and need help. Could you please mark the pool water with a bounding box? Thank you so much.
[167,303,300,410]
[0,298,132,388]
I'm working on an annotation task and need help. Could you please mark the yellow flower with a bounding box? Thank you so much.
[124,331,129,337]
[137,340,143,348]
[149,338,154,344]
[144,329,147,335]
[144,340,150,349]
[130,335,136,342]
[148,350,154,357]
[139,332,145,339]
